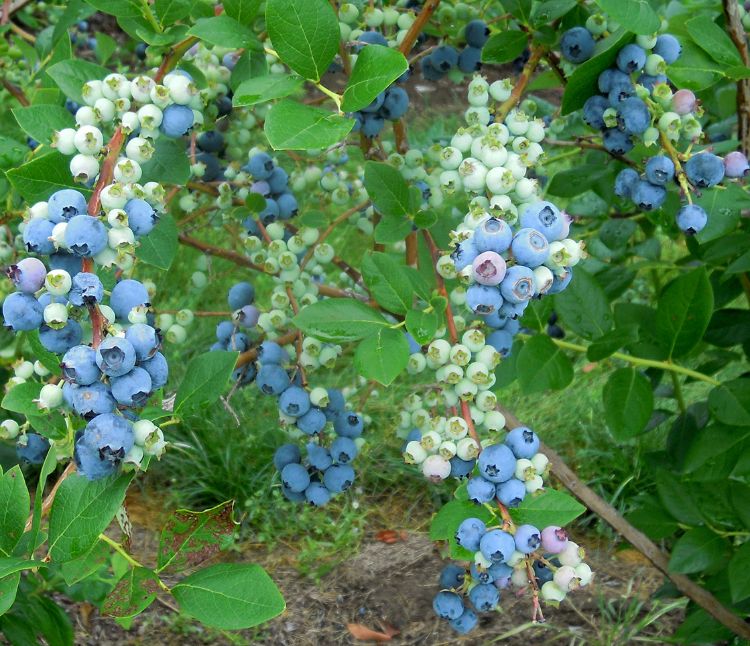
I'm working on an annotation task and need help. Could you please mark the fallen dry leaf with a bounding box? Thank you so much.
[347,623,398,642]
[375,530,408,544]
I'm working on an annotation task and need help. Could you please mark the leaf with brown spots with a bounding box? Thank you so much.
[102,567,160,618]
[156,500,236,573]
[347,623,400,641]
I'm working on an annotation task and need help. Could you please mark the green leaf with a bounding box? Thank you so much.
[7,152,90,203]
[102,567,160,618]
[353,327,408,386]
[685,15,744,67]
[668,39,725,92]
[655,267,713,358]
[0,467,30,557]
[48,473,133,561]
[668,527,729,574]
[554,267,613,340]
[602,368,654,441]
[187,15,255,48]
[406,309,439,346]
[26,595,74,646]
[140,137,190,185]
[364,161,411,218]
[172,563,285,629]
[174,351,238,413]
[695,183,748,243]
[293,298,389,342]
[586,325,638,361]
[429,499,492,540]
[517,335,573,392]
[94,32,118,64]
[594,0,659,34]
[264,100,354,150]
[60,540,111,586]
[708,379,750,426]
[265,0,339,81]
[681,424,750,474]
[46,59,110,104]
[561,30,632,114]
[1,381,43,418]
[0,557,43,579]
[599,219,637,249]
[626,499,680,540]
[154,0,192,24]
[729,541,750,602]
[531,0,577,24]
[481,31,528,64]
[374,213,412,244]
[414,209,438,229]
[0,573,20,616]
[24,449,58,558]
[509,489,586,528]
[361,252,413,314]
[546,164,615,198]
[223,0,262,24]
[12,105,74,145]
[654,469,705,526]
[157,501,235,573]
[52,1,96,45]
[82,0,142,17]
[136,213,178,271]
[232,74,304,107]
[341,45,407,112]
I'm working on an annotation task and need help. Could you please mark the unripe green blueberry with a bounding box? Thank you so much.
[176,309,194,326]
[541,581,566,603]
[191,271,207,288]
[438,440,457,460]
[445,416,468,440]
[585,13,607,35]
[454,378,477,401]
[166,324,187,344]
[475,390,497,412]
[466,361,490,385]
[420,430,442,452]
[45,269,72,295]
[33,361,50,377]
[37,383,63,409]
[449,344,471,367]
[427,339,451,365]
[0,419,20,439]
[313,243,335,263]
[383,7,399,25]
[44,303,67,329]
[404,440,427,465]
[456,436,480,460]
[525,474,544,493]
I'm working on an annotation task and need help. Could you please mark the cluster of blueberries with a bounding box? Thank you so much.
[421,19,491,79]
[240,152,299,225]
[268,373,364,506]
[450,201,580,357]
[434,518,590,633]
[3,191,168,476]
[575,34,683,157]
[349,32,411,138]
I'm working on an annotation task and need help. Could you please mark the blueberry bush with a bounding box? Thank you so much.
[0,0,749,642]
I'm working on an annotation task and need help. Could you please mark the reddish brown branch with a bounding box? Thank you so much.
[399,0,440,56]
[24,462,76,532]
[1,77,29,106]
[421,230,457,343]
[496,46,544,122]
[154,36,200,83]
[87,127,124,216]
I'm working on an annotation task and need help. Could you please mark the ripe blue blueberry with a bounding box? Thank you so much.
[466,284,503,314]
[227,332,249,352]
[449,456,476,479]
[140,351,168,390]
[548,267,573,294]
[480,529,516,563]
[297,407,327,435]
[110,279,150,321]
[602,128,634,156]
[124,199,158,237]
[676,204,708,235]
[78,412,134,463]
[457,46,482,73]
[64,214,108,257]
[281,462,310,493]
[496,478,526,507]
[62,345,101,385]
[49,252,82,276]
[617,97,650,135]
[322,463,355,492]
[96,336,137,377]
[614,168,639,199]
[724,151,749,178]
[361,113,385,138]
[653,34,681,64]
[582,95,608,130]
[431,45,459,71]
[469,583,500,612]
[110,367,152,407]
[465,19,490,48]
[245,152,275,180]
[330,436,358,464]
[486,329,513,358]
[3,292,44,331]
[505,426,540,458]
[631,180,666,211]
[473,217,513,254]
[511,228,550,267]
[307,442,333,470]
[304,482,332,506]
[70,382,117,417]
[598,69,630,94]
[216,320,236,343]
[279,385,311,417]
[616,44,646,73]
[685,152,725,188]
[69,272,104,306]
[48,189,88,223]
[449,608,478,634]
[500,265,535,304]
[433,591,464,620]
[520,201,564,242]
[477,443,516,483]
[38,321,82,354]
[421,56,445,81]
[455,517,486,551]
[452,239,479,271]
[273,444,301,471]
[276,193,298,219]
[467,475,497,504]
[514,524,542,554]
[281,486,306,502]
[608,81,635,106]
[257,364,291,395]
[439,564,465,589]
[645,156,675,186]
[22,218,56,255]
[560,27,595,63]
[196,130,224,153]
[160,104,194,137]
[228,282,255,309]
[268,167,289,194]
[125,323,160,361]
[334,410,363,438]
[381,86,410,120]
[17,433,50,464]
